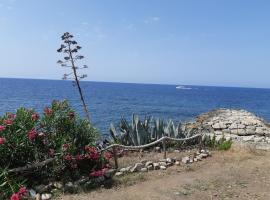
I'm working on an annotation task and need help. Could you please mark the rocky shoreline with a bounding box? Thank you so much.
[187,108,270,150]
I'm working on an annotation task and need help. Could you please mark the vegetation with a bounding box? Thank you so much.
[203,134,232,150]
[109,114,198,146]
[57,32,91,122]
[217,140,233,150]
[0,101,111,199]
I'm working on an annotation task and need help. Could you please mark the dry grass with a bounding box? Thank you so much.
[61,145,270,200]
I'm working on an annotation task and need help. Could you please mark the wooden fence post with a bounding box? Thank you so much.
[112,146,118,169]
[163,138,167,159]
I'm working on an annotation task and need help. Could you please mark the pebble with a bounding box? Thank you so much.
[160,166,166,170]
[140,168,147,172]
[115,172,123,176]
[175,161,180,165]
[153,163,160,170]
[41,193,52,200]
[181,156,189,164]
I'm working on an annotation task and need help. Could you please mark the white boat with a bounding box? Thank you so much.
[176,85,192,90]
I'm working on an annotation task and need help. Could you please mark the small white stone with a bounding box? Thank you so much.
[153,163,160,170]
[175,161,180,165]
[160,166,166,170]
[29,189,36,198]
[140,168,147,172]
[41,193,52,200]
[181,156,189,164]
[115,172,123,176]
[120,168,127,173]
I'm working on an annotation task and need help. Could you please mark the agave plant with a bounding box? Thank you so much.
[110,114,152,146]
[109,114,195,146]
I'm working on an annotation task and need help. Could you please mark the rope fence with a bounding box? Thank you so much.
[8,134,203,173]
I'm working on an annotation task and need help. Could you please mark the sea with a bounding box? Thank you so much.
[1,78,270,136]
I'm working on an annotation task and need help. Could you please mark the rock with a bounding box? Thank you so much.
[225,135,231,141]
[153,163,160,170]
[159,162,167,167]
[35,194,41,200]
[145,161,153,167]
[256,127,266,136]
[196,155,203,160]
[147,165,154,170]
[223,129,231,134]
[246,128,255,135]
[140,168,148,172]
[130,163,143,172]
[125,166,132,171]
[53,182,63,189]
[155,146,161,152]
[175,161,180,165]
[181,156,189,164]
[214,131,223,135]
[189,157,194,163]
[254,137,264,143]
[166,158,172,163]
[29,189,37,199]
[120,168,127,173]
[200,153,208,158]
[229,123,238,129]
[174,149,180,153]
[64,182,78,193]
[212,122,227,130]
[160,166,166,170]
[194,158,198,162]
[41,193,52,200]
[115,172,123,176]
[242,135,255,142]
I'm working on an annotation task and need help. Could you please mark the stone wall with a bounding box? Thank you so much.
[187,109,270,149]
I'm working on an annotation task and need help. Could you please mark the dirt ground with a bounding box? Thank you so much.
[60,144,270,200]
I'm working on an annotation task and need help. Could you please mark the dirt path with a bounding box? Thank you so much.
[61,145,270,200]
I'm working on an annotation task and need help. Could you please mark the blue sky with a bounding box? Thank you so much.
[0,0,270,88]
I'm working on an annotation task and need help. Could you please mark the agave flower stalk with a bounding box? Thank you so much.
[57,32,91,122]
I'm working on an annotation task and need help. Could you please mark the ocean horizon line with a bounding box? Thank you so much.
[0,76,269,90]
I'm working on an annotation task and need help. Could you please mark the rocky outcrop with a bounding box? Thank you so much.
[188,109,270,149]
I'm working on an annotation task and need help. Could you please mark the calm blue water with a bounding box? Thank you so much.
[1,78,270,135]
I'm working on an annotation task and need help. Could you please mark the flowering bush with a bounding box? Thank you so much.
[0,100,110,199]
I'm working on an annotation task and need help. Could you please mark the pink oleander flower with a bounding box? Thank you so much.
[64,154,73,161]
[18,186,27,196]
[28,129,37,140]
[90,168,108,178]
[85,146,99,160]
[0,125,6,132]
[10,193,20,200]
[76,154,84,161]
[62,143,69,151]
[0,137,6,145]
[3,119,13,125]
[104,151,113,160]
[44,107,53,116]
[31,113,39,121]
[7,113,16,119]
[49,148,55,157]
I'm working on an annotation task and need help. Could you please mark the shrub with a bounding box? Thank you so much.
[0,100,110,199]
[110,114,198,146]
[217,140,232,151]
